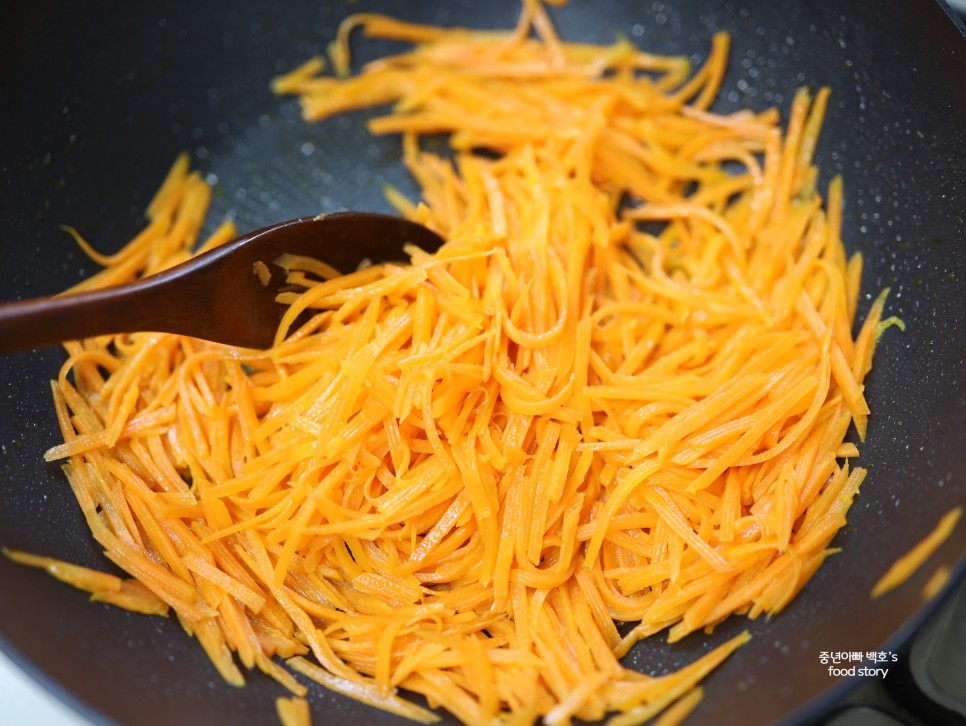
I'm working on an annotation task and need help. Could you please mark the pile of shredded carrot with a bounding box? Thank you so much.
[16,2,906,724]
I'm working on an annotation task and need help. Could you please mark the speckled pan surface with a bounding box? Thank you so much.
[0,1,964,725]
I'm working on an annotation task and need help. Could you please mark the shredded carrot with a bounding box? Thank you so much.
[3,548,170,616]
[253,260,273,287]
[871,507,962,599]
[652,687,704,726]
[17,2,903,724]
[276,696,312,726]
[922,565,951,601]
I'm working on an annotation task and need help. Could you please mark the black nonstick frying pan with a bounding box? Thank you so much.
[1,1,964,725]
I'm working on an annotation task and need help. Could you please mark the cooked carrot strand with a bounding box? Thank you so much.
[871,507,962,599]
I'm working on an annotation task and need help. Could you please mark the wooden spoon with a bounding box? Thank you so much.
[0,213,444,352]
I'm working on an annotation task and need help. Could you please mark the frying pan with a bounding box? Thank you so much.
[1,1,964,724]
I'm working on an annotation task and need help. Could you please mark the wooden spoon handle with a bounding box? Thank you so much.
[0,280,178,353]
